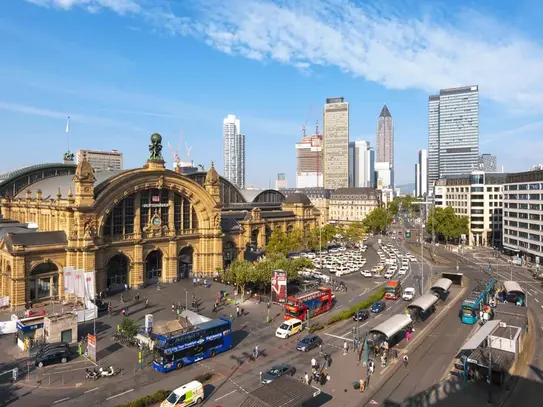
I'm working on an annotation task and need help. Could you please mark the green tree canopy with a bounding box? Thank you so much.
[363,207,392,234]
[344,222,365,243]
[427,206,469,242]
[387,199,400,216]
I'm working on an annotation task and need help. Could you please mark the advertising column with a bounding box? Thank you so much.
[271,270,287,304]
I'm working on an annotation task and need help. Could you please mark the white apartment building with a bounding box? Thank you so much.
[348,140,375,188]
[223,114,245,189]
[296,135,323,188]
[418,149,428,196]
[76,149,123,172]
[503,169,543,262]
[434,170,505,247]
[329,187,381,225]
[323,97,349,189]
[375,162,393,189]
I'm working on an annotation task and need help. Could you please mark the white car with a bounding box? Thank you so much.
[383,270,394,279]
[361,270,372,277]
[402,287,416,301]
[398,266,408,275]
[306,252,316,259]
[409,256,418,262]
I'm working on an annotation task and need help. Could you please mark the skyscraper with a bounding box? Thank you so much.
[479,154,497,172]
[428,86,479,194]
[376,104,394,173]
[223,114,245,189]
[418,149,428,196]
[323,97,349,189]
[276,173,288,189]
[295,134,323,188]
[415,163,421,197]
[349,141,375,188]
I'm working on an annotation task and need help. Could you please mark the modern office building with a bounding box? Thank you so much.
[375,161,393,189]
[76,149,123,172]
[329,188,381,225]
[295,134,323,188]
[276,173,288,190]
[428,86,480,195]
[348,141,375,188]
[417,149,428,196]
[479,154,497,172]
[415,163,421,197]
[323,97,349,189]
[376,104,394,173]
[434,170,505,247]
[223,114,245,189]
[502,169,543,262]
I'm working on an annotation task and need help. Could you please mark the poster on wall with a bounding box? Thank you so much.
[271,270,287,304]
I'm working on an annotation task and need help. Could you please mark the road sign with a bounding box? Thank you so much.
[88,334,96,346]
[12,368,18,381]
[87,333,97,362]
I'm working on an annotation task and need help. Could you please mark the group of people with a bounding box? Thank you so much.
[305,355,328,386]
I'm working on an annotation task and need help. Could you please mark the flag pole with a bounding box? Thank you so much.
[65,116,71,152]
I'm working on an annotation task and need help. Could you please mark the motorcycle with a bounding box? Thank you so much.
[99,366,120,377]
[85,368,99,380]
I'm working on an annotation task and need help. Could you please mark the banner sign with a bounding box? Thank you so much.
[271,270,288,304]
[63,267,75,294]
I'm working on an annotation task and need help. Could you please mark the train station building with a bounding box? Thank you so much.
[0,134,318,309]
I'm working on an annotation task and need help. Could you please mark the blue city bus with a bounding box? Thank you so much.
[152,317,232,373]
[460,279,496,324]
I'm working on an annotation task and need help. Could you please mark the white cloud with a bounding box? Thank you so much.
[25,0,543,113]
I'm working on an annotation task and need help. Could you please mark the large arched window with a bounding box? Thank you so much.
[103,188,200,237]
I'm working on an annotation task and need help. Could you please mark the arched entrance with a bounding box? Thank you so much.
[145,250,162,284]
[251,228,259,248]
[265,226,272,245]
[287,224,294,233]
[178,247,193,280]
[223,241,238,268]
[28,262,59,303]
[106,254,130,291]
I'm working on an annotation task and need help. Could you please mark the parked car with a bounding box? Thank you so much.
[34,347,71,368]
[352,309,370,322]
[30,342,70,359]
[370,301,386,313]
[261,364,296,384]
[361,270,372,278]
[296,334,323,352]
[91,298,110,313]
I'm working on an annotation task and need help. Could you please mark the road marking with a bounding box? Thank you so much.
[348,297,357,303]
[106,389,134,400]
[335,305,344,310]
[535,298,540,303]
[324,333,354,341]
[53,398,70,404]
[215,390,237,401]
[359,321,369,328]
[44,366,94,375]
[84,387,99,394]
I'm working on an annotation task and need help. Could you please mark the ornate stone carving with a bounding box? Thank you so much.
[157,175,165,190]
[142,212,169,238]
[83,216,96,238]
[214,213,221,229]
[148,133,164,162]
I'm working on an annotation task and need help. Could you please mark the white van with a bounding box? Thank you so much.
[161,381,204,407]
[275,318,303,339]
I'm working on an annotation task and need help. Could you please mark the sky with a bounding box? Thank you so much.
[2,0,543,188]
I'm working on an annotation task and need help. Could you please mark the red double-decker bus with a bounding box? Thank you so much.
[284,287,333,321]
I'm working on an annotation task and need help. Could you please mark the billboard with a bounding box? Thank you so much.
[271,270,288,304]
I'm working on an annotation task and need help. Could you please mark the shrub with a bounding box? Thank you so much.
[308,323,324,333]
[326,288,386,325]
[113,389,170,407]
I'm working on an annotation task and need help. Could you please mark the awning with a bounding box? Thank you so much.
[239,375,319,407]
[461,320,501,351]
[467,347,515,372]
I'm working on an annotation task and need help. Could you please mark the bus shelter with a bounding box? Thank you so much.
[240,375,320,407]
[407,294,439,321]
[502,281,525,305]
[368,314,412,348]
[430,278,453,300]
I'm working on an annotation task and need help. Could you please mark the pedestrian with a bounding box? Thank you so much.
[343,340,348,355]
[121,309,126,318]
[135,292,140,302]
[254,344,259,359]
[236,305,241,317]
[120,293,124,304]
[197,277,201,285]
[405,330,411,342]
[193,277,197,287]
[108,302,113,317]
[311,357,317,368]
[368,359,375,375]
[359,378,366,393]
[403,355,409,369]
[145,298,149,308]
[304,372,310,385]
[203,278,207,287]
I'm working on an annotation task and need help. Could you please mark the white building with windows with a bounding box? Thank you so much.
[348,140,375,188]
[223,114,245,189]
[434,170,505,247]
[76,149,123,172]
[503,169,543,262]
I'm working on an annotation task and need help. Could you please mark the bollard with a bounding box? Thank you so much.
[62,375,64,385]
[49,375,51,385]
[133,364,136,373]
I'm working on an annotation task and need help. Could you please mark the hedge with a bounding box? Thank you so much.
[326,287,386,325]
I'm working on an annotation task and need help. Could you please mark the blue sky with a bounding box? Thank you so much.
[2,0,543,187]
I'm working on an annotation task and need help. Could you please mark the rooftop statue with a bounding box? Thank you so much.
[149,133,164,162]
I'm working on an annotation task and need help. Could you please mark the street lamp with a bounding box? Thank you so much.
[411,201,433,294]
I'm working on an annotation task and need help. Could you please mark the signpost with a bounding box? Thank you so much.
[87,333,97,362]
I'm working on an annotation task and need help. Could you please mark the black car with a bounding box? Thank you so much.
[30,342,70,359]
[261,364,296,384]
[353,309,370,322]
[35,347,71,368]
[296,334,323,352]
[91,298,110,313]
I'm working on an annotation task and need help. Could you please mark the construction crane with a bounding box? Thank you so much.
[167,131,183,169]
[301,106,312,138]
[314,109,322,187]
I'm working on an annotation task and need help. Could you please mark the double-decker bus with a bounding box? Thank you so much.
[460,279,496,325]
[385,280,402,300]
[152,318,232,373]
[284,287,333,321]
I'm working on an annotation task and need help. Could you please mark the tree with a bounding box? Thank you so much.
[344,222,365,243]
[363,207,392,234]
[387,199,400,216]
[119,316,139,337]
[427,206,469,243]
[224,259,254,298]
[265,227,306,255]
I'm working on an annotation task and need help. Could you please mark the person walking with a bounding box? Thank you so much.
[120,293,124,304]
[311,357,317,369]
[403,355,409,369]
[108,302,113,317]
[135,292,140,302]
[193,277,197,287]
[254,344,259,359]
[304,372,310,385]
[405,330,411,342]
[236,305,241,318]
[343,340,348,355]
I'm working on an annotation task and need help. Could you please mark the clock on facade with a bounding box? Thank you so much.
[152,215,161,227]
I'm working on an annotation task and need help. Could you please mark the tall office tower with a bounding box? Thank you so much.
[376,104,394,173]
[276,173,288,189]
[428,85,479,194]
[223,114,246,189]
[76,149,123,172]
[418,149,428,196]
[415,163,421,196]
[323,97,349,189]
[479,154,497,172]
[295,134,323,188]
[348,141,375,188]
